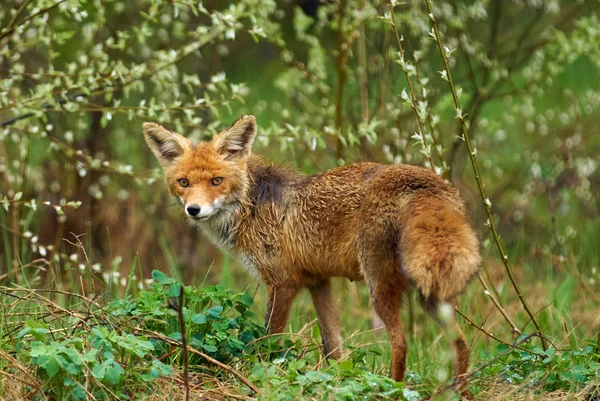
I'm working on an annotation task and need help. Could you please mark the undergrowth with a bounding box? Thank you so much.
[477,341,600,397]
[0,271,420,400]
[1,270,598,400]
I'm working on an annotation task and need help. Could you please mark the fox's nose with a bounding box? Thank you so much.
[186,204,201,216]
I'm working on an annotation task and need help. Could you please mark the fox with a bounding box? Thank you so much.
[142,115,480,394]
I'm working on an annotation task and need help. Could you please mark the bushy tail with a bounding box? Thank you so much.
[400,201,480,304]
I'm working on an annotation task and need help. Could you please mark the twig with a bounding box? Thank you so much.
[141,329,260,395]
[455,309,542,357]
[0,259,48,282]
[0,349,41,389]
[1,23,225,128]
[388,1,437,173]
[3,286,88,323]
[477,274,521,337]
[357,13,371,159]
[0,0,66,42]
[170,286,190,401]
[424,0,547,350]
[4,287,102,309]
[335,0,349,161]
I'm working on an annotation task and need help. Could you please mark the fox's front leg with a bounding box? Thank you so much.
[308,280,343,359]
[265,285,300,333]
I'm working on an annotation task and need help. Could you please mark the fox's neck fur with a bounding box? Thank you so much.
[191,156,299,274]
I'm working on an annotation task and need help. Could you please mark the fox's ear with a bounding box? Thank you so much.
[142,123,190,168]
[214,115,256,160]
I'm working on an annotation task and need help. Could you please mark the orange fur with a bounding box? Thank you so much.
[143,115,480,393]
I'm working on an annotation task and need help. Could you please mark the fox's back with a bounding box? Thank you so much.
[235,160,470,287]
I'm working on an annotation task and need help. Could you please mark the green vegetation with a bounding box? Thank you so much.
[1,0,600,400]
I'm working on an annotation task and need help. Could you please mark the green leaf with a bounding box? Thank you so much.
[543,347,555,363]
[338,359,353,371]
[207,305,223,318]
[63,348,83,366]
[141,367,160,382]
[29,342,47,357]
[64,378,86,400]
[152,270,175,285]
[104,362,125,385]
[403,386,421,400]
[191,313,207,324]
[288,359,306,371]
[37,354,61,378]
[83,348,99,362]
[153,359,173,376]
[238,293,253,307]
[168,283,182,298]
[116,334,154,358]
[17,327,31,340]
[201,343,218,353]
[92,363,106,380]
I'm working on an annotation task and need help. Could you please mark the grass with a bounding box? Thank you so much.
[1,220,598,400]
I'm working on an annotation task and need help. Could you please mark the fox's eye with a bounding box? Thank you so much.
[211,177,223,186]
[178,178,189,187]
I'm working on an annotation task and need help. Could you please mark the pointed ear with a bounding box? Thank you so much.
[142,123,190,168]
[214,115,257,160]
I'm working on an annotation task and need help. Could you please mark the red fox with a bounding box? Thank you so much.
[143,115,480,391]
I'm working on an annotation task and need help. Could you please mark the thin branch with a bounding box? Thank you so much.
[170,286,190,401]
[455,309,540,357]
[0,0,66,42]
[1,22,226,128]
[477,273,521,337]
[424,0,548,350]
[357,14,370,159]
[388,1,437,173]
[141,329,261,395]
[335,0,349,161]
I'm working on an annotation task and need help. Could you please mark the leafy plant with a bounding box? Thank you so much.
[477,339,600,394]
[19,324,172,399]
[250,358,421,401]
[12,271,277,399]
[104,270,272,365]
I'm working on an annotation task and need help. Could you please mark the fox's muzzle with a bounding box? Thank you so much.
[186,204,201,216]
[184,197,223,220]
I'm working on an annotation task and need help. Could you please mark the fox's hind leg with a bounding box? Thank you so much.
[368,272,408,381]
[358,216,409,381]
[308,280,343,359]
[265,285,300,333]
[361,260,408,381]
[422,298,472,399]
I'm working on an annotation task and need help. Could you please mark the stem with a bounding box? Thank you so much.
[477,273,521,337]
[357,15,371,159]
[424,0,547,350]
[0,0,66,42]
[142,328,261,394]
[456,309,543,357]
[335,0,348,161]
[357,24,369,124]
[388,1,436,173]
[175,286,190,401]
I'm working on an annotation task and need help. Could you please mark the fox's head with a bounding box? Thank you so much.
[142,115,257,222]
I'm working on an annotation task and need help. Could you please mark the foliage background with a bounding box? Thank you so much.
[1,0,599,399]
